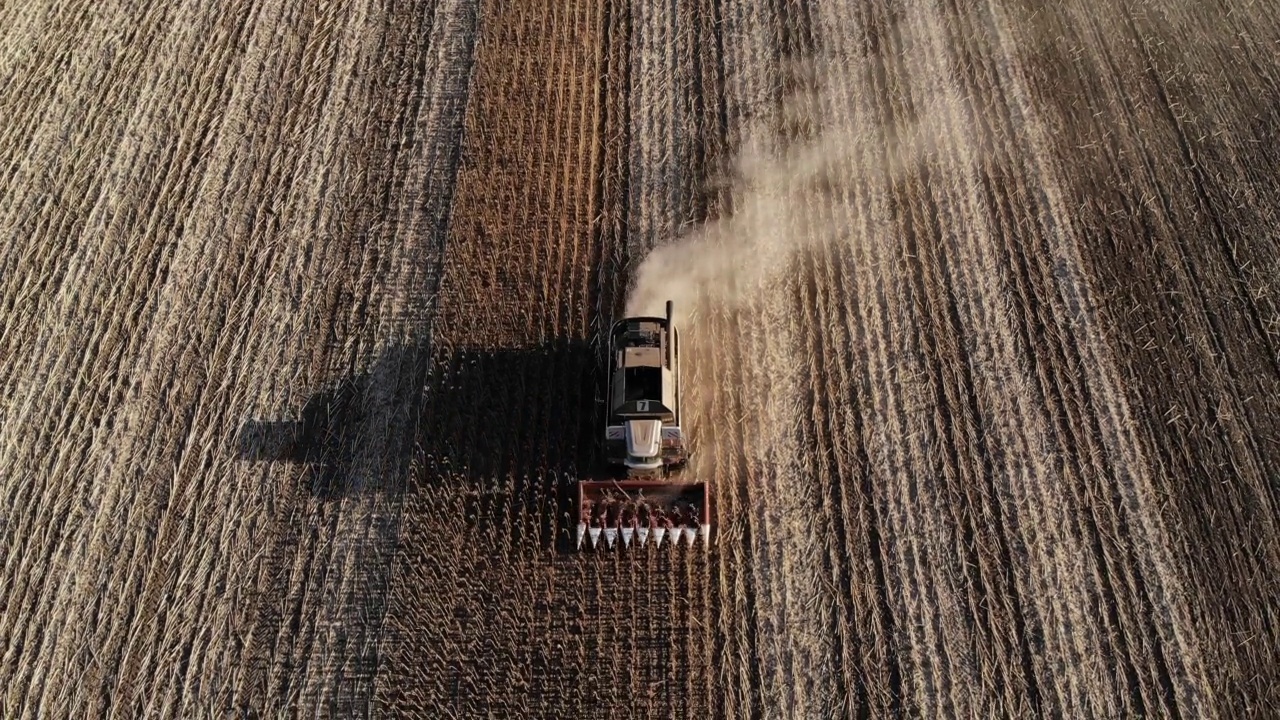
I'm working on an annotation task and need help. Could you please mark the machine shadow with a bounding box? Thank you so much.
[236,340,434,502]
[237,336,603,552]
[412,338,603,554]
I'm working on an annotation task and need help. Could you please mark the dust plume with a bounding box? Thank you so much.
[624,68,957,322]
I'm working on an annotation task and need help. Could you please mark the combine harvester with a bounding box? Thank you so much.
[576,301,711,550]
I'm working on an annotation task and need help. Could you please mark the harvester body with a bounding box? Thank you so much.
[605,305,686,471]
[576,301,710,550]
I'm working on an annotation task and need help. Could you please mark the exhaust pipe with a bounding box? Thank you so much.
[665,300,674,369]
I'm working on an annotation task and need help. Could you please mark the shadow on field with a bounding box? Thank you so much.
[236,341,431,502]
[416,339,603,553]
[234,337,600,711]
[237,337,602,549]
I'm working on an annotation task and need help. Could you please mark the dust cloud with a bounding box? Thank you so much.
[624,68,956,322]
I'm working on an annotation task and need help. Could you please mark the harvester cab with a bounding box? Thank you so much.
[576,301,711,551]
[606,300,687,472]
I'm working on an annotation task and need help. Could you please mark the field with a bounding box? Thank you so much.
[3,0,1280,717]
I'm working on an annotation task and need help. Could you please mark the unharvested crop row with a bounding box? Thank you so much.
[370,0,712,717]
